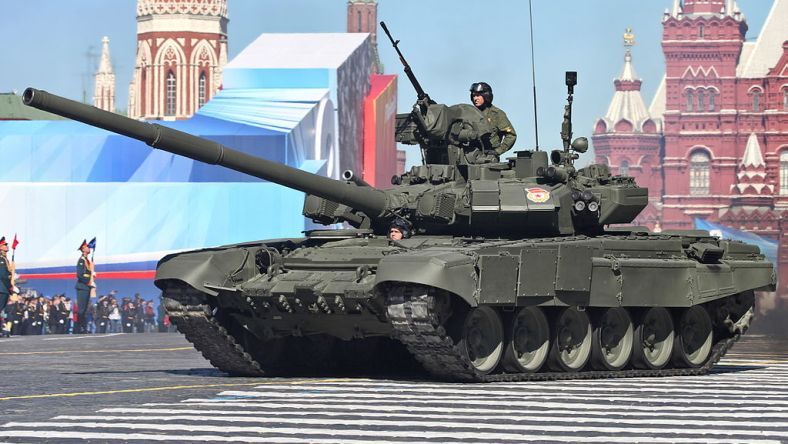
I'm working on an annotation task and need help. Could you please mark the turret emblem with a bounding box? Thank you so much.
[526,187,551,203]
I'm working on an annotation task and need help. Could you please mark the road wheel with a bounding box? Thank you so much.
[672,306,713,368]
[502,307,550,373]
[590,307,634,371]
[632,307,674,369]
[548,307,592,372]
[456,306,504,375]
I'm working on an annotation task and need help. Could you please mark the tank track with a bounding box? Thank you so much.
[387,287,740,382]
[163,287,266,377]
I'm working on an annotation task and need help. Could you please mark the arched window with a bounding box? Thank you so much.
[783,88,788,111]
[198,73,207,108]
[357,11,362,31]
[708,90,716,111]
[690,151,711,195]
[697,89,705,111]
[619,160,630,177]
[781,151,788,195]
[699,24,705,39]
[752,90,762,112]
[166,71,176,116]
[686,90,694,112]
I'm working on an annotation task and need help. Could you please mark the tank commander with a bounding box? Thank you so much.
[388,219,412,241]
[470,81,517,163]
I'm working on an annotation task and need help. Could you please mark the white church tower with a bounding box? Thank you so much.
[93,36,116,112]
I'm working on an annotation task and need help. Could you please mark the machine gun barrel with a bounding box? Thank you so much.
[23,88,389,218]
[380,21,429,102]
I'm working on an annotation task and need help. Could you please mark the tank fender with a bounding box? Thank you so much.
[155,247,259,295]
[375,251,478,307]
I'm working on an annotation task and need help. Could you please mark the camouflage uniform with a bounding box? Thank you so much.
[481,105,517,156]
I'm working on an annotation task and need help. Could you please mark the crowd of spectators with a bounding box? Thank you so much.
[1,291,175,336]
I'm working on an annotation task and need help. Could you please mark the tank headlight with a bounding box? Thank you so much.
[573,201,586,212]
[587,201,599,212]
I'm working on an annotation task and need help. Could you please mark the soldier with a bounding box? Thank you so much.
[0,237,14,317]
[470,82,517,163]
[75,239,95,334]
[388,219,412,241]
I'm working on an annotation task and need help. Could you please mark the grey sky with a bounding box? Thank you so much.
[0,1,773,164]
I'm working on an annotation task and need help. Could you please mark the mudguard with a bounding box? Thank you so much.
[375,250,478,306]
[155,238,303,295]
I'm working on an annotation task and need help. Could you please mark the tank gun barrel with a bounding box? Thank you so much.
[23,88,389,218]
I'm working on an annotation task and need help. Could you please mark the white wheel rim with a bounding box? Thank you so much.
[557,308,592,370]
[464,307,504,373]
[598,308,634,368]
[679,307,713,365]
[511,307,550,371]
[641,308,674,367]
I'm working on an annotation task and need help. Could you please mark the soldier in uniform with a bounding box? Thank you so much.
[470,82,517,163]
[0,237,14,317]
[388,219,412,241]
[75,240,95,334]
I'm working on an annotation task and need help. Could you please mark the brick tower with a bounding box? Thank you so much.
[660,0,749,229]
[127,0,228,120]
[347,0,381,74]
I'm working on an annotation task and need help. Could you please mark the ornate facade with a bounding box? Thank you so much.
[128,0,228,120]
[93,37,116,112]
[594,0,788,318]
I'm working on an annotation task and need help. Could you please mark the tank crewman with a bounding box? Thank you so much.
[470,82,517,162]
[0,237,13,315]
[75,239,95,334]
[388,218,412,241]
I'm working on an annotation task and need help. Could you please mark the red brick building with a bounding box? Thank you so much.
[127,0,228,120]
[594,0,788,316]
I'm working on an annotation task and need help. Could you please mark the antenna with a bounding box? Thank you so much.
[528,0,540,151]
[82,45,98,104]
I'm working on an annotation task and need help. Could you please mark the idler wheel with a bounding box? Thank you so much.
[502,307,550,373]
[547,307,592,372]
[590,307,634,371]
[631,307,674,369]
[456,306,504,375]
[672,306,713,368]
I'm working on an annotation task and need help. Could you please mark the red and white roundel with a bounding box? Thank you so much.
[526,187,551,203]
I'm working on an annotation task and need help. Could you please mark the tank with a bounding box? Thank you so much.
[23,41,775,381]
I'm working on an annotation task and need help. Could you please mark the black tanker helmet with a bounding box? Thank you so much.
[470,82,493,106]
[389,218,412,239]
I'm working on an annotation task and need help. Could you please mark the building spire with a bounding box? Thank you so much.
[732,133,773,196]
[97,36,113,75]
[671,0,683,18]
[621,27,637,80]
[595,28,654,135]
[93,36,115,112]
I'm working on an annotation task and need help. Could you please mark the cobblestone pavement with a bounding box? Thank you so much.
[0,333,787,443]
